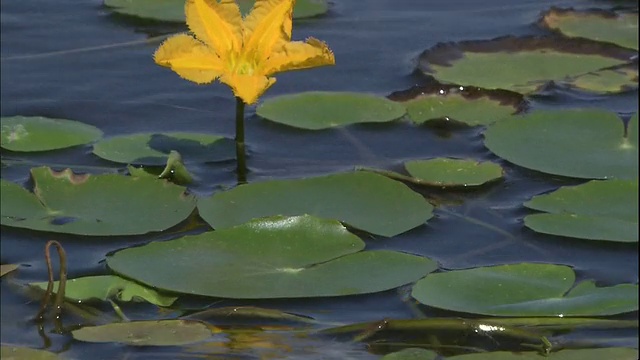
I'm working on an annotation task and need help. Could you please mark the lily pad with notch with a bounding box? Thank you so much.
[388,84,525,127]
[30,275,178,307]
[72,319,215,346]
[417,35,637,95]
[0,166,196,236]
[404,158,504,187]
[524,179,638,242]
[256,91,407,130]
[411,263,638,316]
[1,116,102,152]
[107,215,438,299]
[538,7,638,50]
[484,109,637,179]
[104,0,329,23]
[197,171,433,237]
[92,132,234,166]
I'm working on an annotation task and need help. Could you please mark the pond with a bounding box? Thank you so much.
[1,0,638,359]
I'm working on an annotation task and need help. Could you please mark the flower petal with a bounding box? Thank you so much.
[219,73,276,105]
[154,34,225,84]
[263,37,335,75]
[242,0,294,62]
[186,0,242,60]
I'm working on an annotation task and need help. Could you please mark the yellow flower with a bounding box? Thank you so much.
[154,0,335,105]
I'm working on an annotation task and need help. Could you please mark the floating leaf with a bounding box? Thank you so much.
[381,348,439,360]
[30,275,178,307]
[107,215,438,299]
[184,306,317,324]
[72,319,214,346]
[1,346,62,360]
[411,263,638,316]
[197,171,433,237]
[567,62,638,93]
[484,109,637,179]
[539,7,638,50]
[256,91,407,130]
[104,0,329,22]
[0,167,196,236]
[388,84,524,126]
[524,179,638,242]
[404,158,503,187]
[92,132,234,166]
[1,116,102,152]
[1,264,19,277]
[447,348,638,360]
[417,35,637,95]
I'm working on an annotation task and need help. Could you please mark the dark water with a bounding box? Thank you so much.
[1,0,638,359]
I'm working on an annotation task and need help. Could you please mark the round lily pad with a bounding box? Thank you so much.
[539,7,638,50]
[388,84,524,126]
[447,348,638,360]
[256,91,407,130]
[30,275,178,307]
[524,179,638,242]
[404,158,504,187]
[0,167,196,236]
[411,263,638,316]
[107,215,438,299]
[483,109,637,179]
[417,36,637,95]
[197,171,433,237]
[1,116,102,152]
[92,132,235,166]
[72,320,213,346]
[104,0,329,22]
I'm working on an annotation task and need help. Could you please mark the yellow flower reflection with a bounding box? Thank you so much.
[154,0,335,105]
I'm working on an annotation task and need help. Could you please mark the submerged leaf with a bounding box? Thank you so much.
[72,319,214,346]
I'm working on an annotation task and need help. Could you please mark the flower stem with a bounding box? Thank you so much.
[235,96,247,184]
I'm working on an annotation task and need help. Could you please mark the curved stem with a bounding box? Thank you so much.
[235,96,247,184]
[35,240,67,323]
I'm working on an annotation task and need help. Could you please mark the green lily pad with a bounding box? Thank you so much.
[92,132,234,166]
[404,158,503,187]
[524,179,638,242]
[0,167,196,236]
[539,7,638,50]
[72,319,214,346]
[1,264,19,277]
[567,62,638,93]
[197,171,433,237]
[411,263,638,316]
[381,348,439,360]
[417,36,637,95]
[256,91,407,130]
[104,0,328,22]
[107,215,438,299]
[30,275,178,307]
[388,84,524,126]
[483,109,637,179]
[447,348,638,360]
[1,346,62,360]
[1,116,102,152]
